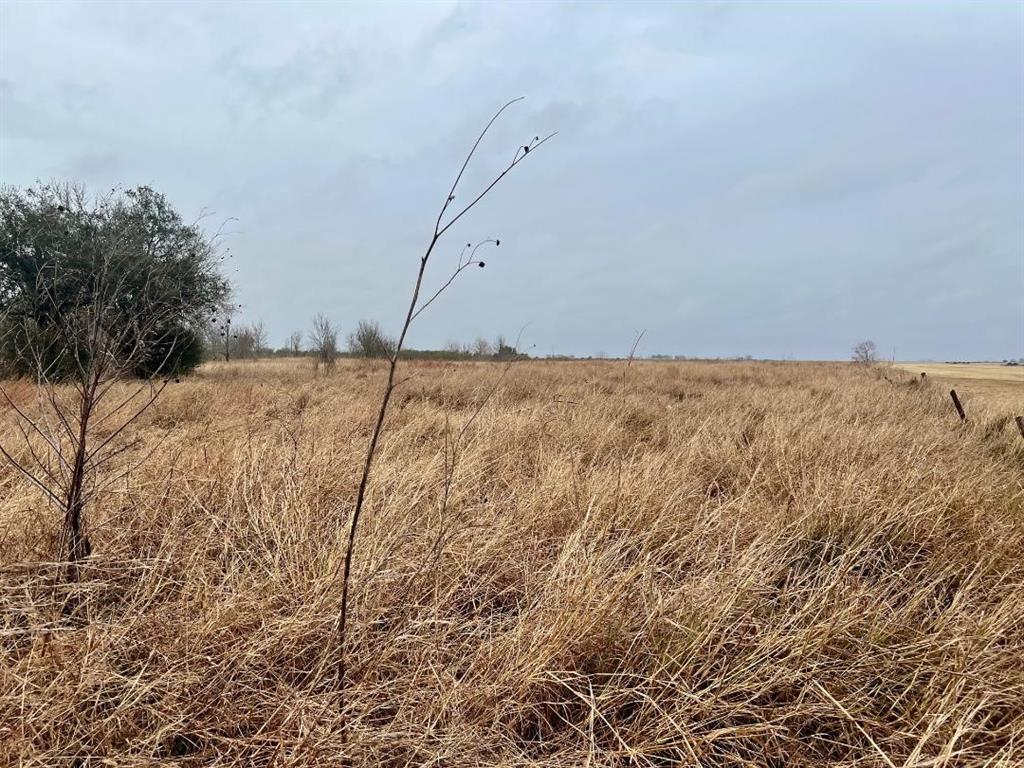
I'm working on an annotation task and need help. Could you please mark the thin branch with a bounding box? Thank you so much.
[434,97,525,235]
[409,240,497,323]
[85,379,170,464]
[0,384,72,473]
[438,131,557,239]
[0,442,64,506]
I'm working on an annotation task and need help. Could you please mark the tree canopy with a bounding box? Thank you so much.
[0,182,230,378]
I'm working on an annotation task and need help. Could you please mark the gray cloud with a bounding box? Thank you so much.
[219,42,354,123]
[54,151,122,179]
[1,0,1020,360]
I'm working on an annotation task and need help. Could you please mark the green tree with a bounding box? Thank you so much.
[0,182,230,378]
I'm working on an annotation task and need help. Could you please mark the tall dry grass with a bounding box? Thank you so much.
[2,358,1022,766]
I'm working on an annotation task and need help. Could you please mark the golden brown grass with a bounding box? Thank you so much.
[893,364,1024,416]
[894,363,1023,385]
[2,358,1023,766]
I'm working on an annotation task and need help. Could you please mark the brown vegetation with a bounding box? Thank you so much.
[2,358,1022,765]
[894,364,1024,414]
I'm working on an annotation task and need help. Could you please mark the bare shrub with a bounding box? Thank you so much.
[471,337,494,357]
[309,314,338,371]
[250,320,268,357]
[346,319,395,359]
[852,339,878,365]
[232,323,263,359]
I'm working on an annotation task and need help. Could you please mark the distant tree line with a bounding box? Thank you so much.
[214,317,531,364]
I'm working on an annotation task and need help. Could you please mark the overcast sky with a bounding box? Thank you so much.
[1,1,1021,359]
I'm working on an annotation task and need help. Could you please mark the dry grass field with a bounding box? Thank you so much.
[2,358,1023,766]
[894,364,1023,414]
[895,363,1024,384]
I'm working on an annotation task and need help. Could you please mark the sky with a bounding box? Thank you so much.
[1,1,1021,360]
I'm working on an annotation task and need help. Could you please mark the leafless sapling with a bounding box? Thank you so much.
[335,98,555,725]
[0,184,226,590]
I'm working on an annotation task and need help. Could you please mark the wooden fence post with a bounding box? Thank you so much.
[949,389,966,422]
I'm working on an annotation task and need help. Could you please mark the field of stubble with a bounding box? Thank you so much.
[2,358,1023,766]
